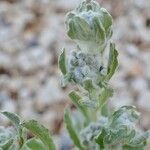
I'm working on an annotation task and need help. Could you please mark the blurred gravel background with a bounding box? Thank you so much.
[0,0,150,149]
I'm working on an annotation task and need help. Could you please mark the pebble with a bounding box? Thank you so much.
[138,91,150,111]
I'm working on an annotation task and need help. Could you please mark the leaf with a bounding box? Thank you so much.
[61,73,72,87]
[105,43,118,81]
[100,8,113,30]
[110,106,140,128]
[0,126,17,149]
[1,138,14,150]
[1,112,26,148]
[123,145,145,150]
[22,120,56,150]
[83,79,95,92]
[1,112,20,129]
[64,108,84,150]
[129,131,150,147]
[73,16,91,41]
[104,127,135,146]
[92,16,106,43]
[79,98,98,108]
[22,138,45,150]
[99,87,113,109]
[58,48,67,75]
[67,19,77,39]
[95,128,107,149]
[69,91,89,120]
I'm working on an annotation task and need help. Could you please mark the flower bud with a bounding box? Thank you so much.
[65,0,112,54]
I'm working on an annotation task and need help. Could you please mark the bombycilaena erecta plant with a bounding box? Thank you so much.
[59,0,150,149]
[0,0,149,150]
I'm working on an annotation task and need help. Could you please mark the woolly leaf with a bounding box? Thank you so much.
[64,108,84,150]
[1,112,26,148]
[72,16,91,41]
[110,106,140,129]
[1,138,14,150]
[83,78,95,92]
[61,73,72,87]
[69,91,89,120]
[59,48,67,75]
[2,112,20,129]
[22,138,45,150]
[0,127,17,149]
[128,131,149,147]
[106,43,118,81]
[95,128,106,149]
[100,8,113,32]
[22,120,56,150]
[99,87,113,109]
[123,145,145,150]
[93,16,106,44]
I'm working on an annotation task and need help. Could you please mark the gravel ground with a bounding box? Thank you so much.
[0,0,150,149]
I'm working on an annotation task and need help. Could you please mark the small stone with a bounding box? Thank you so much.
[16,46,50,74]
[131,77,147,93]
[138,91,150,111]
[34,77,66,112]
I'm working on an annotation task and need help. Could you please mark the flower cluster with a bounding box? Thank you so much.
[68,51,103,86]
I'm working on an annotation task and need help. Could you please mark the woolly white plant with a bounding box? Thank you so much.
[0,0,149,150]
[59,0,150,150]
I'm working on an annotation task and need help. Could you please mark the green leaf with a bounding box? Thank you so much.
[58,48,67,75]
[100,8,113,33]
[123,145,145,150]
[92,16,106,43]
[99,87,113,109]
[64,108,84,150]
[1,138,14,150]
[95,128,107,149]
[110,106,140,128]
[83,79,95,92]
[129,131,149,147]
[73,16,91,41]
[104,127,136,146]
[67,19,77,39]
[0,126,17,149]
[22,120,56,150]
[1,112,20,129]
[22,138,45,150]
[105,43,118,81]
[69,91,89,120]
[79,98,98,108]
[1,112,26,148]
[61,73,72,87]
